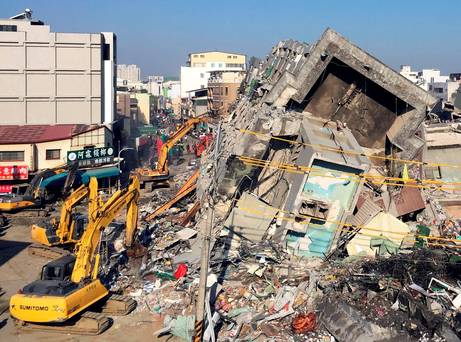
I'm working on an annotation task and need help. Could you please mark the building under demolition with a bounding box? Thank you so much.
[12,28,458,342]
[195,28,439,260]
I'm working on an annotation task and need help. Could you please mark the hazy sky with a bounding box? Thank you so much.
[2,0,460,78]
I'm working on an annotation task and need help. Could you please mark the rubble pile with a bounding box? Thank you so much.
[112,28,461,341]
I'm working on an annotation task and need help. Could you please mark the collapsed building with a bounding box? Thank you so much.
[197,27,438,259]
[121,29,461,341]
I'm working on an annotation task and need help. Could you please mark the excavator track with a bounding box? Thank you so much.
[4,209,50,218]
[99,294,137,315]
[27,243,71,259]
[14,311,111,335]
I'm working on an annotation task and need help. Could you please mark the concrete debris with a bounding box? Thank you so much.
[224,191,278,241]
[106,28,461,342]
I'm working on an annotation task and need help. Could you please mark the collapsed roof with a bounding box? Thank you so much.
[257,28,438,158]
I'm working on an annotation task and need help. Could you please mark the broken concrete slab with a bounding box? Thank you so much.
[320,296,412,342]
[224,192,278,241]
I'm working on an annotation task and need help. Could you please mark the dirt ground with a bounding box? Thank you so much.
[0,155,197,341]
[0,215,172,341]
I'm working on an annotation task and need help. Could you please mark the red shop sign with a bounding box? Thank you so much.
[0,185,13,193]
[0,165,28,180]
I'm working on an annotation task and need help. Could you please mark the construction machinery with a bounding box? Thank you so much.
[28,177,100,259]
[133,116,208,188]
[0,163,73,214]
[194,132,213,157]
[9,176,140,335]
[145,169,199,222]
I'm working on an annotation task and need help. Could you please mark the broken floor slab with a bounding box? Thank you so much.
[278,119,370,258]
[347,212,412,256]
[224,192,278,241]
[263,28,437,161]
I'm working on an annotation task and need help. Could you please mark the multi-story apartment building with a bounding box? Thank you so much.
[0,10,117,190]
[208,70,245,116]
[188,51,246,71]
[117,64,141,82]
[181,51,246,98]
[0,14,116,125]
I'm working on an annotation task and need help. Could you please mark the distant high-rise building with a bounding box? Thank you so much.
[117,64,141,82]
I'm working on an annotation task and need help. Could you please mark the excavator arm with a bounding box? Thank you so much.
[55,184,89,243]
[156,116,209,175]
[133,116,208,185]
[71,176,140,283]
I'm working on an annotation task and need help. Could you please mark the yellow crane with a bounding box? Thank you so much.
[133,116,208,187]
[10,176,140,335]
[28,178,100,258]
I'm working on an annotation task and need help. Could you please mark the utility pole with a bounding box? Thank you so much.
[194,123,221,342]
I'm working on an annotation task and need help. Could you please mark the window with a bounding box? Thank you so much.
[434,87,444,93]
[200,54,205,58]
[219,63,223,68]
[0,151,24,161]
[225,87,229,96]
[425,166,442,179]
[46,149,61,160]
[211,63,215,68]
[233,56,237,59]
[193,54,198,57]
[227,55,232,59]
[103,43,111,61]
[0,25,17,32]
[226,63,244,69]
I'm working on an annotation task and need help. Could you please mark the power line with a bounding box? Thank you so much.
[236,205,461,249]
[238,155,461,191]
[239,128,461,169]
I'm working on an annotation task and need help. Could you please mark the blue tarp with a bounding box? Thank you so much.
[81,166,120,185]
[39,166,120,190]
[39,172,69,190]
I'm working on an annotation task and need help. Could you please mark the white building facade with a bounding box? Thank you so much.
[400,65,460,107]
[180,66,210,98]
[0,16,116,125]
[117,64,141,82]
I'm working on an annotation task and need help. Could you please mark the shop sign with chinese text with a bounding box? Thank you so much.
[67,147,114,167]
[0,165,28,180]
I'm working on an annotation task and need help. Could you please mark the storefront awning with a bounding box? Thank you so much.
[81,166,120,185]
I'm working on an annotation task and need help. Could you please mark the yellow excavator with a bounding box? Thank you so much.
[10,176,140,335]
[28,178,100,259]
[0,163,74,214]
[133,116,208,188]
